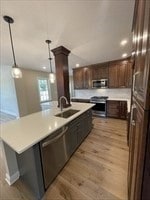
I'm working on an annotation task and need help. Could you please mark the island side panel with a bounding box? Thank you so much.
[2,141,20,185]
[16,143,45,200]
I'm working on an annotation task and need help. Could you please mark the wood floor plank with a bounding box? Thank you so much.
[44,175,92,200]
[60,165,121,200]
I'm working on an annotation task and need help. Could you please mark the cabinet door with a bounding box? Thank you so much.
[118,62,127,88]
[120,101,127,119]
[91,65,99,80]
[66,121,78,157]
[128,99,148,200]
[106,100,120,118]
[108,64,118,88]
[83,67,92,89]
[126,61,133,88]
[73,68,83,89]
[142,124,150,199]
[133,0,150,109]
[99,66,109,79]
[77,110,92,144]
[91,64,108,80]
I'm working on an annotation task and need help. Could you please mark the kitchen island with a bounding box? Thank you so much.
[1,102,94,200]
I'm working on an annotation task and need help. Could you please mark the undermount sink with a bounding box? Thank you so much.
[55,109,80,118]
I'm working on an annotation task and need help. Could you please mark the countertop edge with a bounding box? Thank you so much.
[1,103,94,154]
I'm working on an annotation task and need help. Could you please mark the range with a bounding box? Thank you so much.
[90,96,108,117]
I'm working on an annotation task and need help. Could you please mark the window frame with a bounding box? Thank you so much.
[37,77,51,103]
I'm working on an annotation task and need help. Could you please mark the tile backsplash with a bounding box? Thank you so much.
[74,88,131,99]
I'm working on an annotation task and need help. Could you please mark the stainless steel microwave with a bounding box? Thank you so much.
[92,79,108,88]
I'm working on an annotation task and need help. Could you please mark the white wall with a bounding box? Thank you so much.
[69,75,75,97]
[74,88,131,99]
[0,65,19,116]
[14,68,57,117]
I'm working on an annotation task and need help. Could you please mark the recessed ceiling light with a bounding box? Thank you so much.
[76,63,80,67]
[43,66,46,69]
[122,53,128,58]
[121,39,127,46]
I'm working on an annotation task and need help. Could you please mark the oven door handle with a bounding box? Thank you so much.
[90,101,106,104]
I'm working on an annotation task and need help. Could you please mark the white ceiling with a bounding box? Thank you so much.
[1,0,135,74]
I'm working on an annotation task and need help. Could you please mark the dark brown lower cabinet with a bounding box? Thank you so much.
[106,100,127,119]
[128,98,150,200]
[142,123,150,200]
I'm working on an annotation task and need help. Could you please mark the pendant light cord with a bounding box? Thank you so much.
[47,42,52,73]
[8,22,17,66]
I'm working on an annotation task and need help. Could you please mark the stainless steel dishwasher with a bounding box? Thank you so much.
[40,126,69,189]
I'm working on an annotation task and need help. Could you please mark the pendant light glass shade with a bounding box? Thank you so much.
[12,65,22,78]
[3,15,22,79]
[49,72,55,83]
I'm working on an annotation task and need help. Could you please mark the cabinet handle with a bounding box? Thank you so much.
[130,104,136,126]
[42,127,68,148]
[132,71,140,93]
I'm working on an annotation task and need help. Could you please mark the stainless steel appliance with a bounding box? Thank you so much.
[90,96,108,117]
[92,79,108,88]
[40,126,69,189]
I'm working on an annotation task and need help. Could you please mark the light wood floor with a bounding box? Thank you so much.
[0,117,129,200]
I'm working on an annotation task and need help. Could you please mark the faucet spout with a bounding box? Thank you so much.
[59,96,69,112]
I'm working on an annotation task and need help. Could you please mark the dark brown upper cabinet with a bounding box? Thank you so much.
[108,62,119,88]
[83,67,92,89]
[73,58,132,89]
[108,59,133,88]
[73,68,84,89]
[126,61,133,88]
[91,63,108,80]
[73,67,92,89]
[118,61,127,88]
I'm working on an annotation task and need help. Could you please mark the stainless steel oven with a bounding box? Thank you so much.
[90,96,108,117]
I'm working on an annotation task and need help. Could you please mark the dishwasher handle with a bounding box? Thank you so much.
[42,126,68,148]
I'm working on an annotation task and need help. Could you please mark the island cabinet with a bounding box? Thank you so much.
[106,100,127,119]
[108,60,133,88]
[66,109,92,156]
[16,109,92,200]
[73,67,92,89]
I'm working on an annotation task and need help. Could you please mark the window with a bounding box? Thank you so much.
[38,79,51,102]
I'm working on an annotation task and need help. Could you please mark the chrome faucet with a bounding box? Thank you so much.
[59,96,69,112]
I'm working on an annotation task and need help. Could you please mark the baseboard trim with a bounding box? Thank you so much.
[0,109,18,117]
[5,171,20,185]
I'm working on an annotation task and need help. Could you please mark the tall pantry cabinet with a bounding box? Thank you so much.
[128,0,150,200]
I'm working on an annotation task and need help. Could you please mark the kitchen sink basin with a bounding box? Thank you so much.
[55,109,80,118]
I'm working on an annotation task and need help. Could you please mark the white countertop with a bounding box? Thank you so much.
[1,102,94,154]
[72,97,131,112]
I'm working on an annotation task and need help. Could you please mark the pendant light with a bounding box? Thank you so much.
[3,15,22,78]
[45,40,55,83]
